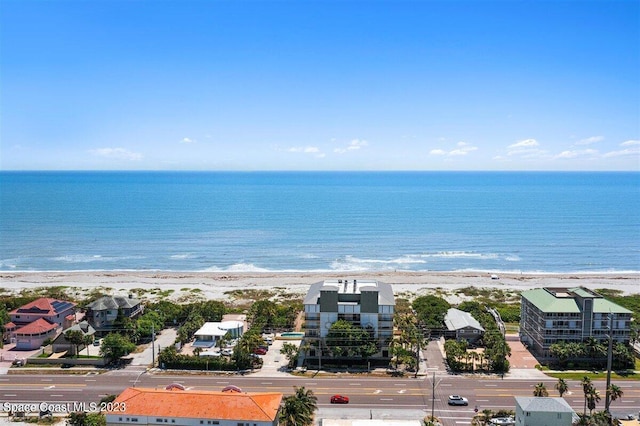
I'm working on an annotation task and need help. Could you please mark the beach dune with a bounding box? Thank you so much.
[1,271,638,303]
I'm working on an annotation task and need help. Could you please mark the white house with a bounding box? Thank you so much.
[193,321,244,348]
[514,396,577,426]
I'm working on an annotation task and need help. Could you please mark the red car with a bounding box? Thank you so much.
[330,395,349,404]
[254,347,267,355]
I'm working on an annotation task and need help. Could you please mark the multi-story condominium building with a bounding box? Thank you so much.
[303,279,395,364]
[520,287,632,357]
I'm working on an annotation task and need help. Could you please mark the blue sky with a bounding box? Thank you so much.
[1,1,639,171]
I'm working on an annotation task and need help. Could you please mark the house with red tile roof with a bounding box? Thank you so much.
[4,297,76,350]
[9,297,76,328]
[13,318,60,350]
[106,387,283,426]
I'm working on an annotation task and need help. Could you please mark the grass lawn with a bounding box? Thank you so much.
[546,370,639,381]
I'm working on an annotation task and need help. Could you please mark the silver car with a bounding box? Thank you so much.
[447,395,469,406]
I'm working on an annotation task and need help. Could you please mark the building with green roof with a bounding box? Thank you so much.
[519,287,632,357]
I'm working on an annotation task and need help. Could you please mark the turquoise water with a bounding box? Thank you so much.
[0,171,638,273]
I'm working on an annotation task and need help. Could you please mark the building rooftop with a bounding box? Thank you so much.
[304,279,395,306]
[515,396,576,413]
[86,295,140,311]
[444,308,485,332]
[521,287,632,314]
[10,297,76,317]
[108,387,282,421]
[15,318,58,335]
[194,321,243,337]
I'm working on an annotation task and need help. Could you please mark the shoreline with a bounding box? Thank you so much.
[1,271,638,303]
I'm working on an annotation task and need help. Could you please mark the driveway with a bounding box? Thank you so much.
[251,335,300,377]
[125,327,178,367]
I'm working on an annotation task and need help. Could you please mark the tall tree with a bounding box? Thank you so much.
[100,333,136,361]
[279,386,317,426]
[533,382,549,397]
[555,378,569,397]
[586,387,601,414]
[607,383,623,404]
[581,376,592,416]
[64,329,85,357]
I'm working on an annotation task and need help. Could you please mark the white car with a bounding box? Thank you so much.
[221,348,233,356]
[448,395,469,406]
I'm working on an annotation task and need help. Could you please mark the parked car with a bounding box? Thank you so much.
[12,359,24,367]
[254,347,267,355]
[330,395,349,404]
[448,395,469,406]
[221,348,233,356]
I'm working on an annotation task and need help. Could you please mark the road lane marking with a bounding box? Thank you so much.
[349,383,361,386]
[50,394,64,397]
[261,382,272,385]
[85,379,96,382]
[484,384,498,387]
[4,394,16,397]
[380,398,394,401]
[441,383,452,386]
[476,399,489,402]
[41,379,53,381]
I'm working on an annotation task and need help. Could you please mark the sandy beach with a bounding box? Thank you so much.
[1,271,638,304]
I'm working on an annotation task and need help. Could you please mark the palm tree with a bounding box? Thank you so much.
[581,376,592,415]
[586,387,601,414]
[280,386,317,426]
[607,383,623,405]
[533,382,549,397]
[293,386,318,416]
[555,378,569,397]
[280,395,313,426]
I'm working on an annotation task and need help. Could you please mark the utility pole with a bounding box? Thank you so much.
[151,322,156,368]
[604,313,614,414]
[430,371,436,422]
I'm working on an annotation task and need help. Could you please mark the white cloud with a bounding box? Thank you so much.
[334,139,368,154]
[506,138,547,158]
[576,136,604,145]
[180,137,196,144]
[508,138,539,149]
[554,149,599,159]
[429,141,477,157]
[603,140,640,158]
[89,147,142,161]
[288,146,320,153]
[285,146,325,158]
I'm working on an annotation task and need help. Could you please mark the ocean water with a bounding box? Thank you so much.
[0,171,638,273]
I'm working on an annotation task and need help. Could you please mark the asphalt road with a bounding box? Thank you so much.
[1,371,638,425]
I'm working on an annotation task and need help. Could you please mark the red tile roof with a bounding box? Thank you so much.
[15,318,58,335]
[108,387,282,421]
[10,298,76,316]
